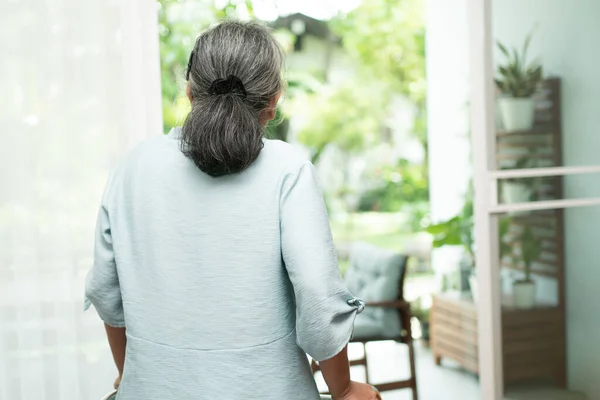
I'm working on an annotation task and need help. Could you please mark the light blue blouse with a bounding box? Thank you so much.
[85,128,363,400]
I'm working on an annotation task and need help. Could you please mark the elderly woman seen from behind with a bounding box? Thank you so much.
[85,20,380,400]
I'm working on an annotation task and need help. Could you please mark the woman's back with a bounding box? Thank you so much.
[88,131,335,398]
[108,132,299,350]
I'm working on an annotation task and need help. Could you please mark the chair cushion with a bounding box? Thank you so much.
[345,242,405,339]
[353,314,388,338]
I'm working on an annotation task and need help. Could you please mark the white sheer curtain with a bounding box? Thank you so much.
[0,1,162,399]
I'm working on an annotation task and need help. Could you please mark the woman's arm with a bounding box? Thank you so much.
[85,201,127,385]
[279,162,362,360]
[319,346,351,398]
[104,323,127,377]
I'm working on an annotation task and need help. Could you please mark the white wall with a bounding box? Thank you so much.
[492,1,600,397]
[425,0,471,274]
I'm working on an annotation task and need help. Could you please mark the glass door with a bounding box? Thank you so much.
[468,0,600,399]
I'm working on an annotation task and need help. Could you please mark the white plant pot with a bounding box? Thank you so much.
[498,97,535,132]
[513,281,536,309]
[503,181,533,204]
[469,275,478,303]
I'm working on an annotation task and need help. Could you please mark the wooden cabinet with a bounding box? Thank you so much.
[431,293,479,374]
[431,292,566,387]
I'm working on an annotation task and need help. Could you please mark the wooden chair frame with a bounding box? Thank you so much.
[311,256,418,399]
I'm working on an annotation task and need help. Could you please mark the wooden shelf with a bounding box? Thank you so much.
[500,260,558,277]
[432,292,565,387]
[496,153,555,161]
[496,126,555,137]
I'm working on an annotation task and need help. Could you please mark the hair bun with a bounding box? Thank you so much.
[208,75,247,98]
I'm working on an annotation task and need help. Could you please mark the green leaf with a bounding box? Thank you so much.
[433,233,463,248]
[531,65,543,83]
[512,48,520,72]
[425,216,461,234]
[522,31,532,64]
[519,226,542,279]
[498,66,510,77]
[495,29,542,97]
[497,41,510,58]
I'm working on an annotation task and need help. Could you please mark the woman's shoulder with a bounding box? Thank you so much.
[261,139,311,174]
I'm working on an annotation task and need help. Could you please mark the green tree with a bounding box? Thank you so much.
[157,0,214,132]
[359,158,429,212]
[296,0,428,220]
[266,71,321,141]
[297,82,388,164]
[333,0,426,103]
[332,0,428,162]
[296,0,427,159]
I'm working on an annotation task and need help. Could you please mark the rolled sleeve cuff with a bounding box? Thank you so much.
[84,293,126,328]
[303,296,365,362]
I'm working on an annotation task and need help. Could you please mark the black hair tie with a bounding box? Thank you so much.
[208,75,247,98]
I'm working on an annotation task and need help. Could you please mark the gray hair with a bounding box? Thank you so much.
[181,20,284,177]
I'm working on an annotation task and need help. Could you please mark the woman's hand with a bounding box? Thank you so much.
[335,381,382,400]
[113,375,121,390]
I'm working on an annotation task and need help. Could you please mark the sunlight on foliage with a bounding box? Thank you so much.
[297,83,388,163]
[332,0,426,104]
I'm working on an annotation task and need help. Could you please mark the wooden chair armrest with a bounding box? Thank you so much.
[365,300,411,311]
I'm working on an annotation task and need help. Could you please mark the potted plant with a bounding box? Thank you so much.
[427,200,517,304]
[513,225,542,308]
[495,32,543,132]
[501,155,537,204]
[503,180,534,204]
[425,197,476,298]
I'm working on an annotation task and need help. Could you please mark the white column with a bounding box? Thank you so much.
[425,0,472,275]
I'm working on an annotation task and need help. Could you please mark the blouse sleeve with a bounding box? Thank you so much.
[280,162,364,362]
[84,203,125,328]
